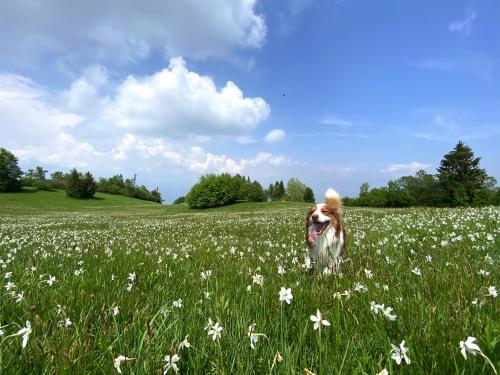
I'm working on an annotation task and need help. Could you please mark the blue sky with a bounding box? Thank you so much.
[1,0,499,202]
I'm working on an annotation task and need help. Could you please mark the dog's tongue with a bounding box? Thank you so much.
[308,223,323,243]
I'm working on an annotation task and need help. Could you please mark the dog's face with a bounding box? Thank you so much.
[306,203,334,248]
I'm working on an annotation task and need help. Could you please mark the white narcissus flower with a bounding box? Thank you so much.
[310,309,331,331]
[6,320,31,348]
[47,275,56,286]
[207,321,223,341]
[112,306,119,316]
[459,336,482,359]
[178,335,191,349]
[113,355,134,374]
[487,286,497,298]
[376,369,389,375]
[364,268,373,279]
[279,287,293,304]
[390,340,411,365]
[163,354,180,373]
[459,336,497,374]
[247,323,267,349]
[411,267,421,276]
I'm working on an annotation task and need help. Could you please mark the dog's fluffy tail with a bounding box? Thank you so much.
[325,188,342,212]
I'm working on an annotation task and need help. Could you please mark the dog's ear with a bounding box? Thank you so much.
[324,188,342,213]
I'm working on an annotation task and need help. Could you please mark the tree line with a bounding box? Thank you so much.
[344,141,499,207]
[183,175,315,208]
[0,148,162,203]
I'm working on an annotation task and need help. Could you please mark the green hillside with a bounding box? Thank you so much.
[0,188,163,214]
[0,188,311,215]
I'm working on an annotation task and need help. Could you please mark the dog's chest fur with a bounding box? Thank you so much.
[309,225,344,270]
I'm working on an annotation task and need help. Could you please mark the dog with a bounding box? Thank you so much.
[306,188,346,272]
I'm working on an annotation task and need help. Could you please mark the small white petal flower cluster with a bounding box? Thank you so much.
[370,301,397,321]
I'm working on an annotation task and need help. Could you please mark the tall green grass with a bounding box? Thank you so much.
[0,200,498,373]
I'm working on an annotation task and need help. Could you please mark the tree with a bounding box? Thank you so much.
[266,183,274,201]
[303,187,315,203]
[0,148,22,192]
[66,169,97,199]
[278,180,286,199]
[66,169,82,198]
[436,141,490,205]
[247,181,266,202]
[173,196,185,204]
[286,177,307,201]
[359,182,370,197]
[50,171,66,189]
[272,181,281,200]
[186,174,239,208]
[80,172,97,198]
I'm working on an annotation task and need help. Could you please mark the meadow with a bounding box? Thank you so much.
[0,191,498,374]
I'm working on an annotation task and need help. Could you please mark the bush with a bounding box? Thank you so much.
[173,196,186,204]
[66,169,97,199]
[0,148,22,192]
[247,181,266,202]
[186,174,239,208]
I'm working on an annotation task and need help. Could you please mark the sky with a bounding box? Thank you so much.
[1,0,499,202]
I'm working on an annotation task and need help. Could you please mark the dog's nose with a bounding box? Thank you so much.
[311,214,319,221]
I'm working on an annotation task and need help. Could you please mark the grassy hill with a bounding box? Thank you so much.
[0,188,163,214]
[0,188,310,215]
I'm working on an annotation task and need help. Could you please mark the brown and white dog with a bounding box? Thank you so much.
[306,188,346,271]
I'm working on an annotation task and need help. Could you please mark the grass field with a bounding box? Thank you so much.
[0,190,498,374]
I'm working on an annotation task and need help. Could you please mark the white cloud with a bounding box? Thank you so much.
[0,0,266,65]
[409,58,494,81]
[320,115,352,127]
[13,133,104,168]
[264,129,285,143]
[0,74,82,146]
[236,136,257,144]
[449,9,477,34]
[110,134,292,175]
[104,57,270,137]
[380,162,431,175]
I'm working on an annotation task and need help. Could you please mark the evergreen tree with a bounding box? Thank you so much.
[303,187,315,203]
[436,141,489,205]
[66,169,82,198]
[80,172,97,198]
[272,181,281,200]
[0,148,22,192]
[267,183,274,201]
[278,180,286,199]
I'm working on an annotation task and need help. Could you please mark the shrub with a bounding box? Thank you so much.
[173,196,186,204]
[0,148,22,192]
[66,169,97,199]
[186,174,239,208]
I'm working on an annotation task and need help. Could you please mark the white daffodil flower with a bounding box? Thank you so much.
[459,336,497,374]
[390,340,411,365]
[163,354,180,373]
[113,355,134,374]
[279,287,293,304]
[310,309,331,331]
[7,320,31,349]
[207,321,223,341]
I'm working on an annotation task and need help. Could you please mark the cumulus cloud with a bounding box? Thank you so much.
[12,133,104,168]
[110,134,292,175]
[264,129,285,143]
[0,0,266,65]
[380,162,431,174]
[449,9,477,35]
[104,57,270,137]
[0,74,82,146]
